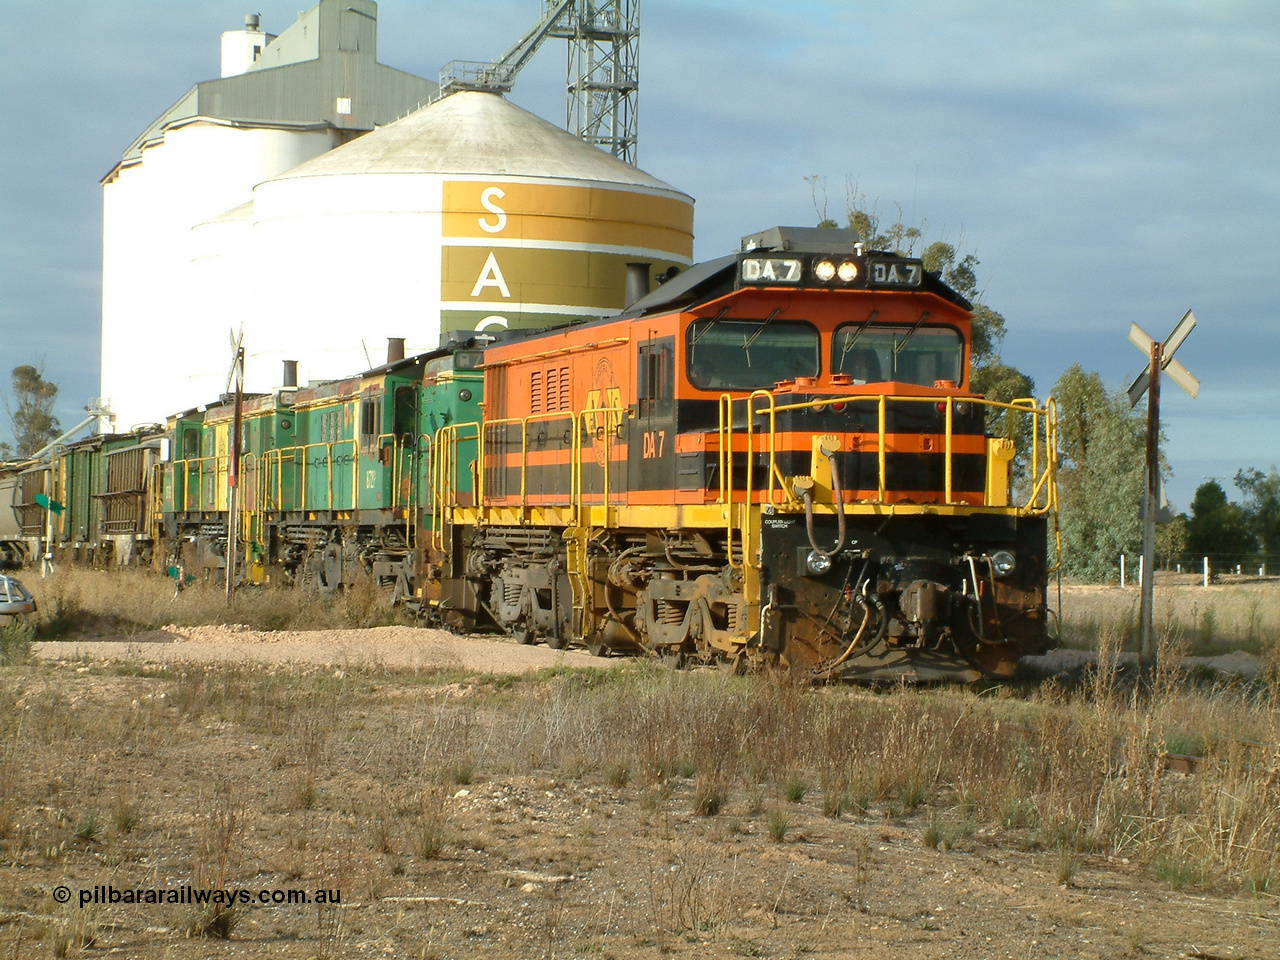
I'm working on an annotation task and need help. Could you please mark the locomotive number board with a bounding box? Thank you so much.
[867,260,923,288]
[739,256,804,284]
[739,253,926,290]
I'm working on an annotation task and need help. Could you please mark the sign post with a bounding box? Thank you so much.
[1127,310,1199,677]
[34,492,64,578]
[224,329,245,605]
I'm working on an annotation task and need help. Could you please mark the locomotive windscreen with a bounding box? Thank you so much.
[833,324,964,387]
[686,319,819,390]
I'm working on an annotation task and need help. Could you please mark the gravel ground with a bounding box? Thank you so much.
[10,623,1276,958]
[35,623,1262,681]
[33,623,603,673]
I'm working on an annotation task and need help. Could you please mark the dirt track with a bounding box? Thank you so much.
[35,623,1263,682]
[32,623,602,673]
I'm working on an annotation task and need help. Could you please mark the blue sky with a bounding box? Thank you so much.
[1,0,1277,511]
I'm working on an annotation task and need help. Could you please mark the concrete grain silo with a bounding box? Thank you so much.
[239,90,693,388]
[104,3,695,420]
[100,0,436,430]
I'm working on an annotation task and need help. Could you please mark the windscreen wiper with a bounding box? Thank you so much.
[892,310,931,358]
[837,309,879,366]
[741,308,784,351]
[689,307,730,347]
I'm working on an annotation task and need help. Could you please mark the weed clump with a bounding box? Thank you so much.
[766,809,791,843]
[0,618,34,664]
[692,776,728,817]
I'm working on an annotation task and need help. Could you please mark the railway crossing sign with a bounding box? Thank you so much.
[1127,309,1199,677]
[1127,310,1199,406]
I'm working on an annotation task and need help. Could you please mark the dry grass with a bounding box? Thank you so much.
[20,566,409,639]
[1058,576,1280,657]
[10,658,1273,905]
[1,584,1278,953]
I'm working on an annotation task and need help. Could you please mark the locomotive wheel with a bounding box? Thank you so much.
[545,632,570,650]
[321,543,344,592]
[515,624,536,645]
[586,634,610,658]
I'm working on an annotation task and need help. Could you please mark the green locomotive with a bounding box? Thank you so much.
[1,346,482,594]
[159,347,483,590]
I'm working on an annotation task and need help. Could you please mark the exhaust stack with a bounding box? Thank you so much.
[625,263,651,307]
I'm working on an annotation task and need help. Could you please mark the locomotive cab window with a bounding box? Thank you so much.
[686,319,819,391]
[360,394,383,439]
[833,324,964,387]
[394,386,417,438]
[637,340,673,417]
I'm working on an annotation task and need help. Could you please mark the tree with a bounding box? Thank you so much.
[806,177,1017,384]
[1156,513,1188,569]
[1184,480,1256,562]
[3,365,61,458]
[920,240,1008,369]
[1051,364,1147,581]
[1234,466,1280,557]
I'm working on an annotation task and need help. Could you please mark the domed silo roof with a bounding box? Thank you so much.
[239,91,694,390]
[273,90,679,188]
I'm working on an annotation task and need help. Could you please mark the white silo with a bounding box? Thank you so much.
[99,0,435,430]
[231,91,694,392]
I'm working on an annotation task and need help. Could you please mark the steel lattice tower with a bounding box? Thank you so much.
[439,0,640,165]
[555,0,639,165]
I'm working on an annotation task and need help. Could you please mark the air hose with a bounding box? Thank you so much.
[801,447,847,558]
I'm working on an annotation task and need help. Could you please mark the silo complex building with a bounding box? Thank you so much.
[101,1,694,431]
[101,0,435,430]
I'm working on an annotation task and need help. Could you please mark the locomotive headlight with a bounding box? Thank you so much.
[813,259,837,282]
[458,389,473,402]
[806,550,834,576]
[989,550,1017,578]
[837,260,858,282]
[955,401,971,416]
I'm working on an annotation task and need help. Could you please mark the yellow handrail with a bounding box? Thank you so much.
[481,412,572,520]
[431,422,480,549]
[718,393,734,564]
[877,395,887,502]
[573,406,625,525]
[944,397,953,503]
[714,391,1058,515]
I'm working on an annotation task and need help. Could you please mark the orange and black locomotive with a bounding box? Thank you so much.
[424,227,1058,681]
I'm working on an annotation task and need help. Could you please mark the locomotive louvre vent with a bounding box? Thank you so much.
[545,369,560,411]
